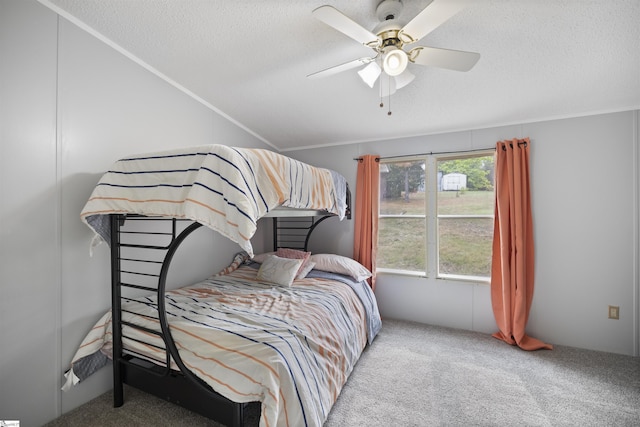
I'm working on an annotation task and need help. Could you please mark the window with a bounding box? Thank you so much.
[378,159,426,273]
[437,155,494,280]
[377,152,494,281]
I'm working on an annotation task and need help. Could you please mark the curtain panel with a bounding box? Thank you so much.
[491,138,552,351]
[354,155,380,290]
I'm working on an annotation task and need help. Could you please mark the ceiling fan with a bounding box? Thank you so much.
[308,0,480,105]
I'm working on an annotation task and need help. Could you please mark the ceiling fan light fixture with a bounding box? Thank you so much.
[383,48,408,76]
[357,61,382,88]
[310,1,480,115]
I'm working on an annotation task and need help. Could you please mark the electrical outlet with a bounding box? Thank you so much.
[608,305,620,320]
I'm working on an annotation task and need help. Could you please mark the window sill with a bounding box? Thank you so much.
[437,274,491,284]
[375,269,490,284]
[375,268,426,278]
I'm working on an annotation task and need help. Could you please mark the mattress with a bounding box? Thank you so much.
[80,145,347,257]
[64,258,381,427]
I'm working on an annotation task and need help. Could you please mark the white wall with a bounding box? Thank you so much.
[288,111,640,357]
[0,1,59,426]
[0,1,270,425]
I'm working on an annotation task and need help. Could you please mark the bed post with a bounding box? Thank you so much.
[272,217,279,252]
[110,214,124,407]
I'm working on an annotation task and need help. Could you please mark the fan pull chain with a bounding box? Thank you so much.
[378,74,392,116]
[387,73,392,116]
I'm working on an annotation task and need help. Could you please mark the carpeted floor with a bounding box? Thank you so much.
[46,318,640,426]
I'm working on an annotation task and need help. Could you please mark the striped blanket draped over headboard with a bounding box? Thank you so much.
[80,145,346,256]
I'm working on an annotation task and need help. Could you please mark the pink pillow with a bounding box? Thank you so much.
[295,261,315,280]
[276,248,311,276]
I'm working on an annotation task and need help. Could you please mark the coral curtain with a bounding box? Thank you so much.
[354,155,380,290]
[491,138,552,351]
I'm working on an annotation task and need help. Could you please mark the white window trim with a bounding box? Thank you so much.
[378,151,494,281]
[437,273,491,284]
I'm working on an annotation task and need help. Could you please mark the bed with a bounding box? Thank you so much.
[63,145,381,427]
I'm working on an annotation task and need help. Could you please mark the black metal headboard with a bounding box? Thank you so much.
[271,184,351,251]
[271,216,331,251]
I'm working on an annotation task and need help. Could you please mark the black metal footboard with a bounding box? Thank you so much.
[109,214,256,427]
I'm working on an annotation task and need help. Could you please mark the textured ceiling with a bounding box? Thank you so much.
[40,0,640,151]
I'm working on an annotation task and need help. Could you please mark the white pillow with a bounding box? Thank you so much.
[309,254,372,282]
[256,254,303,287]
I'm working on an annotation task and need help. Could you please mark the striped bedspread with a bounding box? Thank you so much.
[65,263,377,427]
[81,145,346,257]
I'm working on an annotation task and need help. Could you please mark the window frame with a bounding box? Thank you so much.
[377,155,428,276]
[376,150,494,283]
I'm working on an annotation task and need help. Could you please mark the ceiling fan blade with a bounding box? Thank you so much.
[399,0,471,45]
[307,57,375,79]
[409,46,480,72]
[313,5,380,47]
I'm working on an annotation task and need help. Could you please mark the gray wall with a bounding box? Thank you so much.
[0,1,270,425]
[288,111,640,359]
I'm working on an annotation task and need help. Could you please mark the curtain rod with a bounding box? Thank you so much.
[353,146,495,162]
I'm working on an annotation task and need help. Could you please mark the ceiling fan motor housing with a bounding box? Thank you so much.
[376,0,403,21]
[373,1,408,77]
[374,0,405,51]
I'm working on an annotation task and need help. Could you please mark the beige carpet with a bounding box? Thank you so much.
[46,318,640,426]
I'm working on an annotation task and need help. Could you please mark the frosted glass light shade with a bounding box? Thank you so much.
[357,62,382,88]
[394,69,415,89]
[383,49,408,76]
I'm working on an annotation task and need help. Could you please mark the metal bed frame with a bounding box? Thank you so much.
[108,187,350,426]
